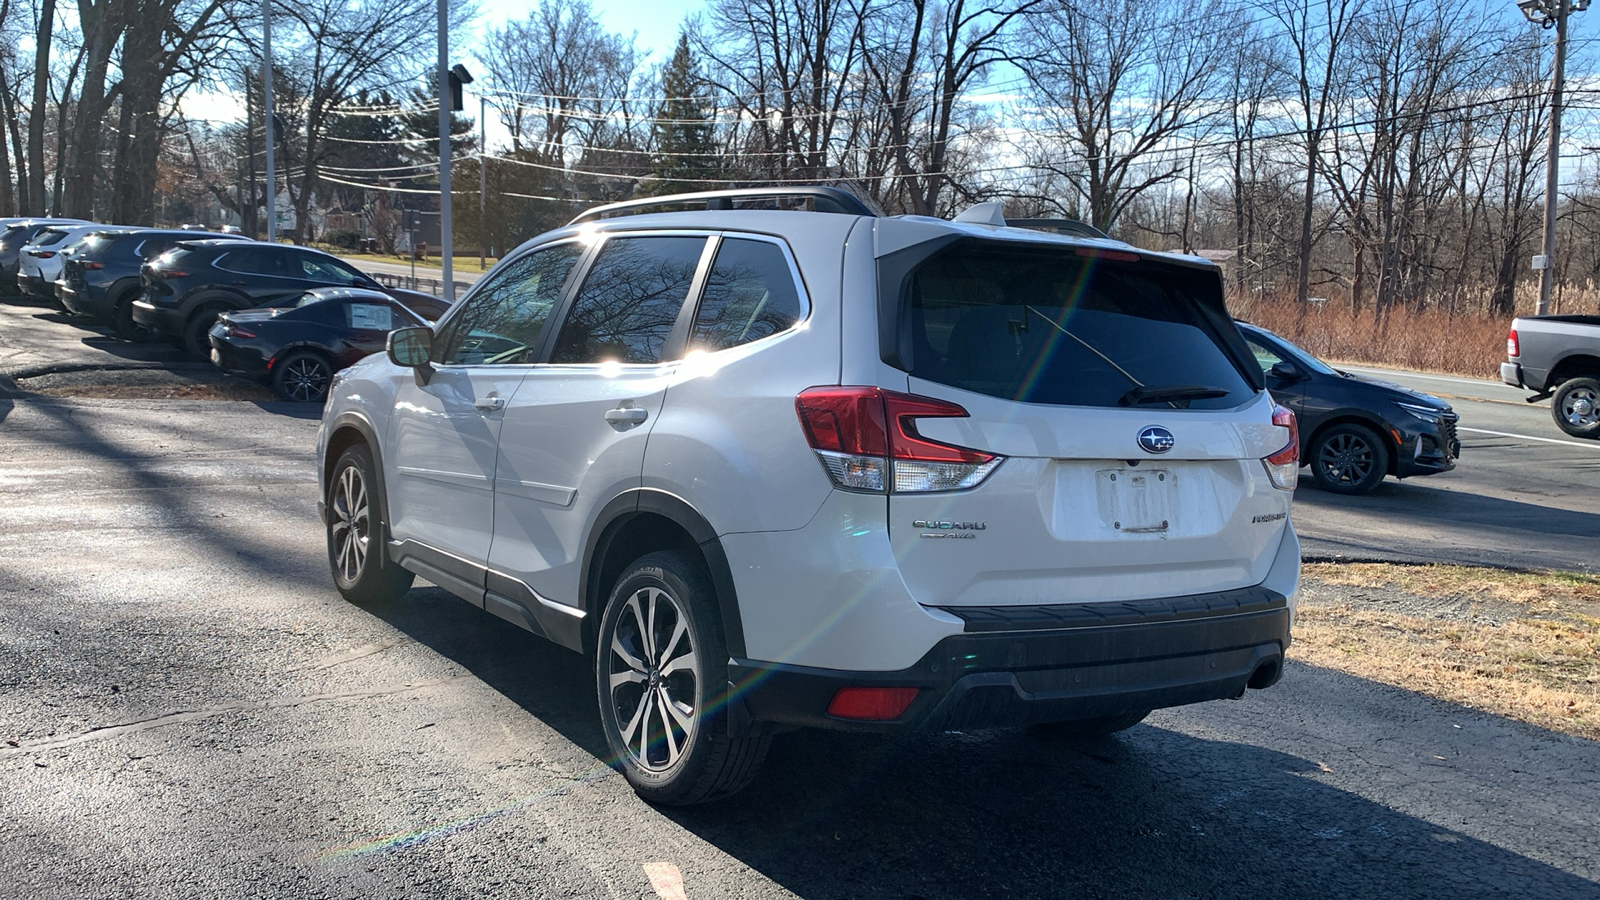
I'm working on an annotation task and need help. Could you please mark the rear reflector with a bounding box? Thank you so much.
[827,687,920,721]
[796,387,1003,493]
[1262,404,1299,490]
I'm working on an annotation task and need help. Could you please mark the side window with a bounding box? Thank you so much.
[550,236,707,364]
[1245,336,1287,376]
[434,242,585,366]
[221,249,282,276]
[345,302,395,331]
[299,254,360,285]
[689,238,804,352]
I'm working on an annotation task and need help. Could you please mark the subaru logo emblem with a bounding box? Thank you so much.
[1137,425,1175,454]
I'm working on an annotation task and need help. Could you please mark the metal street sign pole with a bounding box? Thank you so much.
[262,0,275,242]
[479,94,487,272]
[1538,1,1570,316]
[437,0,453,301]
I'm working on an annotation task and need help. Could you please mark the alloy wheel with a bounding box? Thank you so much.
[1317,432,1374,486]
[329,465,369,584]
[606,586,699,772]
[1561,386,1598,430]
[282,357,331,402]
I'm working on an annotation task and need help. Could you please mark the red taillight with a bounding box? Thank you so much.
[82,261,103,270]
[30,250,55,258]
[1262,404,1299,490]
[795,387,889,457]
[1507,328,1519,358]
[827,687,919,721]
[221,322,257,339]
[150,268,189,279]
[795,387,1003,492]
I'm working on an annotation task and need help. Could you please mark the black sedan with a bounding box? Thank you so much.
[1237,322,1460,494]
[208,287,433,402]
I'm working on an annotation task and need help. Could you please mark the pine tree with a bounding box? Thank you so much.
[642,35,719,196]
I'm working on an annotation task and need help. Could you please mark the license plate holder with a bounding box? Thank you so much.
[1094,468,1174,533]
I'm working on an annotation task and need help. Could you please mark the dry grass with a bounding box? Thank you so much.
[22,381,275,402]
[1234,297,1513,379]
[1302,562,1600,608]
[1293,564,1600,741]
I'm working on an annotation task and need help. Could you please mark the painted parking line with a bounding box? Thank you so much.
[1459,426,1600,450]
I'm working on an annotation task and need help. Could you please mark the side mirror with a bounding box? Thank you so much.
[388,326,435,380]
[1268,360,1303,381]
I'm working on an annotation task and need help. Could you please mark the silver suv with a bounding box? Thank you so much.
[316,188,1302,805]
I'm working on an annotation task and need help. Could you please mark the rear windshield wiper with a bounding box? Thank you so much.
[1118,385,1230,407]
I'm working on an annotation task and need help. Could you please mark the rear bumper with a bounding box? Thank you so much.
[728,586,1290,733]
[207,333,271,378]
[18,273,51,299]
[131,298,183,335]
[1501,361,1523,389]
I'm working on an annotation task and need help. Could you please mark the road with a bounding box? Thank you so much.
[1293,364,1600,573]
[0,392,1596,898]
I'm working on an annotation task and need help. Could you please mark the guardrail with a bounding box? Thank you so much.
[371,272,474,300]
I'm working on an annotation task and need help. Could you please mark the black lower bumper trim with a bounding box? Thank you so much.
[728,592,1289,733]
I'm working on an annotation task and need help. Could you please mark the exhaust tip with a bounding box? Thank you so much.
[1247,660,1282,690]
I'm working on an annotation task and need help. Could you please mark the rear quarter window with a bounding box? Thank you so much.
[899,243,1255,409]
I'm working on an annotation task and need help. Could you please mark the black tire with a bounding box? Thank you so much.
[273,351,334,403]
[1029,709,1150,739]
[111,290,146,341]
[1308,423,1389,495]
[326,444,414,605]
[595,549,770,805]
[183,306,227,358]
[1551,377,1600,439]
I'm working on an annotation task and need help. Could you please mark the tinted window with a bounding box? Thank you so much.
[550,236,706,364]
[0,226,28,249]
[1243,334,1288,376]
[220,248,287,276]
[902,245,1254,408]
[299,253,363,285]
[689,238,804,352]
[435,242,585,365]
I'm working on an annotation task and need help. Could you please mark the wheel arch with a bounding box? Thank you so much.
[322,412,390,529]
[1548,354,1600,387]
[1302,413,1397,475]
[582,489,745,660]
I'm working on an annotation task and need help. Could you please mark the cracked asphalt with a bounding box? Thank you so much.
[1,303,1598,898]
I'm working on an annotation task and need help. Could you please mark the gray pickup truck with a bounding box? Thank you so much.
[1501,315,1600,438]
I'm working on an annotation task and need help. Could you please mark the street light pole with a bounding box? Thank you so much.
[479,94,487,272]
[437,0,453,301]
[262,0,275,242]
[1520,0,1589,315]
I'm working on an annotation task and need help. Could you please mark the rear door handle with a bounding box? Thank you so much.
[604,407,648,426]
[474,395,505,412]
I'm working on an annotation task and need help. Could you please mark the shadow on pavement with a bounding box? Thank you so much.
[1295,478,1600,541]
[361,586,1600,899]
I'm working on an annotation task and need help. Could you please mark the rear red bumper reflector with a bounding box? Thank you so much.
[826,687,920,720]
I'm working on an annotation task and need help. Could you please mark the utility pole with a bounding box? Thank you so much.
[262,0,275,242]
[1519,0,1589,315]
[436,0,453,301]
[479,95,487,272]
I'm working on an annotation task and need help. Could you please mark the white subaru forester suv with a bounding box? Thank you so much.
[317,188,1301,805]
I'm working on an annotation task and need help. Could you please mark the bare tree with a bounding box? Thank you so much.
[1015,0,1244,232]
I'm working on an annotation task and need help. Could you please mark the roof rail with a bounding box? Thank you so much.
[569,186,881,225]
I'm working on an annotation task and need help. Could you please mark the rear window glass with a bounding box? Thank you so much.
[901,245,1254,409]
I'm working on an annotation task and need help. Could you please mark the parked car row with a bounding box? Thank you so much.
[0,216,450,402]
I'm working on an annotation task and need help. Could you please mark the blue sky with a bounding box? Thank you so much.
[472,0,709,65]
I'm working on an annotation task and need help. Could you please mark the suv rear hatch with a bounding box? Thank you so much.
[870,237,1293,607]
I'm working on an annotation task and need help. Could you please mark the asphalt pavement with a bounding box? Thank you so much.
[0,392,1596,898]
[1291,364,1600,573]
